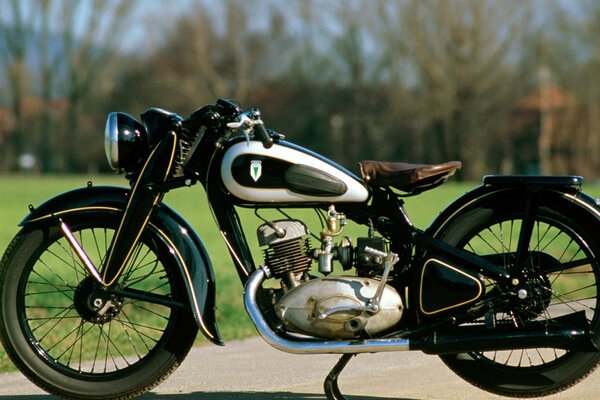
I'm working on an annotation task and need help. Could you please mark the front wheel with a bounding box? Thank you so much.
[434,191,600,397]
[0,212,198,399]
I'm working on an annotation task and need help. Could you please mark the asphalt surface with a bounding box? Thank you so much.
[1,336,599,399]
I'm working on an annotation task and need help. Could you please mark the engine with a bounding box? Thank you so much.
[257,219,313,287]
[257,209,404,339]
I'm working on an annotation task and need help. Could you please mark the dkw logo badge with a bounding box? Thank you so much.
[250,160,262,182]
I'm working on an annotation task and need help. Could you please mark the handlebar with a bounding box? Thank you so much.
[183,100,274,149]
[226,109,273,149]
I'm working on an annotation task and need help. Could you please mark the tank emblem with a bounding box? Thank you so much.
[250,160,262,182]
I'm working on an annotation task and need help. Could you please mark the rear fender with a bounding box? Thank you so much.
[427,175,600,237]
[20,184,223,345]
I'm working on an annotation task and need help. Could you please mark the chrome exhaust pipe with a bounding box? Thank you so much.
[244,267,597,356]
[243,267,411,355]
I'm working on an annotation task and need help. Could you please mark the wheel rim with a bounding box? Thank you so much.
[459,212,599,368]
[18,222,177,377]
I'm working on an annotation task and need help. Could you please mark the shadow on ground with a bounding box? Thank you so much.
[142,392,414,400]
[0,392,417,400]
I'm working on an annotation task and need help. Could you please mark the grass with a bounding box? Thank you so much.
[0,174,598,374]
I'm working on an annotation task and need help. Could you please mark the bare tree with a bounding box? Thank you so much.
[119,0,289,115]
[0,0,30,171]
[0,0,135,172]
[540,0,600,177]
[375,0,533,179]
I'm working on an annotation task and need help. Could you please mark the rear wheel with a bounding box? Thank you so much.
[0,213,198,399]
[435,192,600,397]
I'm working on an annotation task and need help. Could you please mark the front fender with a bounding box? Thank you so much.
[20,184,223,345]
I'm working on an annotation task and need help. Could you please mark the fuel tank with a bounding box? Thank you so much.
[220,140,370,204]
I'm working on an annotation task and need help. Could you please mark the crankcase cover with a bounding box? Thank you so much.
[276,276,403,339]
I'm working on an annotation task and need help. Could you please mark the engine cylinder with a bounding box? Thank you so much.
[257,220,312,280]
[262,238,312,278]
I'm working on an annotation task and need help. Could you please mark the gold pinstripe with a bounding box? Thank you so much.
[103,132,178,286]
[31,203,214,339]
[563,193,600,219]
[26,206,120,224]
[419,258,483,316]
[153,224,215,340]
[424,188,599,316]
[219,230,250,278]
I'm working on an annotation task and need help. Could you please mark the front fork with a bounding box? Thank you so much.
[62,133,179,287]
[59,218,104,283]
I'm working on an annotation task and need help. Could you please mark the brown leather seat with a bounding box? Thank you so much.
[358,160,462,194]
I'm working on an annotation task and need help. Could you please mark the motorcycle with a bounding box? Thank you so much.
[1,98,600,400]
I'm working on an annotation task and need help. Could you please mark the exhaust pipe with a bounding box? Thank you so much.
[244,267,410,354]
[244,267,596,355]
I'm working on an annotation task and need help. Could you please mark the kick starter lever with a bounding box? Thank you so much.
[317,247,398,319]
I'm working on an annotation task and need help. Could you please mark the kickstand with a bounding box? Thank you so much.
[324,353,357,400]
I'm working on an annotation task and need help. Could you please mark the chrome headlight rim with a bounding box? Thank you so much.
[104,112,120,171]
[104,112,148,173]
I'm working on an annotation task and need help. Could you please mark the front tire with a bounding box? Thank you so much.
[434,190,600,397]
[0,212,198,399]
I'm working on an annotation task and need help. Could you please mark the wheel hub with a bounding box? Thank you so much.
[516,275,552,318]
[74,278,124,324]
[513,252,556,320]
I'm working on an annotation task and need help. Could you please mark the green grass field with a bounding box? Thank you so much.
[0,174,598,373]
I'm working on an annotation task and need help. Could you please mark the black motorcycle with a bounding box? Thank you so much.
[1,99,600,399]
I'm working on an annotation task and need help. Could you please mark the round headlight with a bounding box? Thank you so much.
[104,112,148,172]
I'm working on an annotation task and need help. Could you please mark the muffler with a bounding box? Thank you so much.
[413,322,597,355]
[244,267,597,355]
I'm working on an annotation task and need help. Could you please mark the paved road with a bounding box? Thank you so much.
[1,336,599,399]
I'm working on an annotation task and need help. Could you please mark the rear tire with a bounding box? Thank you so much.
[434,191,600,397]
[0,212,198,399]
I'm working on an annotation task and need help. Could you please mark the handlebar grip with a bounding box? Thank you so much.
[254,123,274,149]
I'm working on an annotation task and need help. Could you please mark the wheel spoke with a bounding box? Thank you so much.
[460,213,599,368]
[17,219,179,376]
